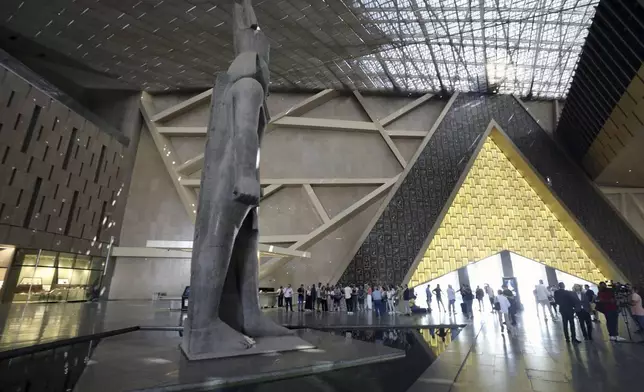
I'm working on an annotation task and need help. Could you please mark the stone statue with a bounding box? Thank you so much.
[182,0,292,360]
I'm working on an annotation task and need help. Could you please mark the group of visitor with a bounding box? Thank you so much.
[424,283,498,320]
[276,278,644,344]
[545,280,643,343]
[275,283,418,316]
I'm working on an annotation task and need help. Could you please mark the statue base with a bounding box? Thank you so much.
[180,335,315,360]
[74,328,406,391]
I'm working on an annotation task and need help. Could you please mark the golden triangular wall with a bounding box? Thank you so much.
[408,130,611,287]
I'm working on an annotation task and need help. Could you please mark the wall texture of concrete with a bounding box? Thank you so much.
[603,191,644,242]
[0,60,140,260]
[109,91,566,299]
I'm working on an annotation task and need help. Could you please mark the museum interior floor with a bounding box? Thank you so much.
[1,300,643,391]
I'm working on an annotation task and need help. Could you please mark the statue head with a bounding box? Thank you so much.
[230,0,270,93]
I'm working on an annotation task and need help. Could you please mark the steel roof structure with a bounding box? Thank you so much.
[1,0,598,98]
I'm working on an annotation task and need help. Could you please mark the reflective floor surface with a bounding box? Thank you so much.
[0,301,179,350]
[267,307,468,329]
[411,309,644,392]
[2,300,644,391]
[0,301,468,351]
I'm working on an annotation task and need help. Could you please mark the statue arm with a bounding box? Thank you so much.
[231,77,264,205]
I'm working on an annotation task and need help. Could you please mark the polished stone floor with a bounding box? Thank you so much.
[0,301,468,350]
[411,309,644,392]
[0,301,181,350]
[268,307,468,329]
[2,300,644,391]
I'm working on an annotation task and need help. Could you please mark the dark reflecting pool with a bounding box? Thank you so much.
[215,327,460,391]
[0,338,100,392]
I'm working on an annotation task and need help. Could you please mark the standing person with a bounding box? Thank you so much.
[462,285,474,319]
[387,285,396,314]
[573,284,593,341]
[304,285,315,310]
[585,284,599,322]
[395,285,403,312]
[554,282,581,343]
[382,285,388,311]
[372,286,383,317]
[277,286,284,308]
[310,283,317,312]
[535,280,555,321]
[434,284,446,312]
[497,290,513,334]
[358,285,365,311]
[475,286,485,312]
[315,283,322,312]
[344,283,353,314]
[597,281,625,341]
[297,284,305,312]
[284,284,294,312]
[402,285,411,315]
[630,286,644,333]
[548,286,558,319]
[447,285,457,315]
[333,286,342,311]
[317,284,324,312]
[502,285,517,326]
[426,284,433,312]
[485,284,495,313]
[366,284,373,311]
[325,284,331,312]
[352,285,358,313]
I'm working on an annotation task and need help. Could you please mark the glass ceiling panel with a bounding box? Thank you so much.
[352,0,597,98]
[0,0,597,97]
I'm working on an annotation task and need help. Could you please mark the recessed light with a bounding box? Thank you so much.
[628,170,632,173]
[616,181,619,184]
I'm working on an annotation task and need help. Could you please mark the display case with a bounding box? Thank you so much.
[2,249,107,304]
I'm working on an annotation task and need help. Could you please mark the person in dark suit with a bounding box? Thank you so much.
[554,282,581,343]
[573,284,593,340]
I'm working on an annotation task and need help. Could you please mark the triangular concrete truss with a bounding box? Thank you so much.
[407,125,617,287]
[138,88,451,276]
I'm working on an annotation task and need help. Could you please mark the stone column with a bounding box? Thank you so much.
[458,265,471,287]
[500,250,514,278]
[546,266,559,287]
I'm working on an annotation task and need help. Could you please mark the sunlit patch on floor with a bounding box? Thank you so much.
[142,357,173,364]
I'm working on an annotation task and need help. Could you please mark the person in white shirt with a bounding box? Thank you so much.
[535,280,555,321]
[388,286,396,314]
[496,289,513,334]
[277,286,284,308]
[344,285,353,314]
[447,285,457,315]
[283,284,294,312]
[425,285,432,312]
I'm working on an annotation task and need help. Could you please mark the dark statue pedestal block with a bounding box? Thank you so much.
[180,334,315,360]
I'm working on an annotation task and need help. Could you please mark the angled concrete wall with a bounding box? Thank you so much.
[110,91,564,299]
[110,92,446,299]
